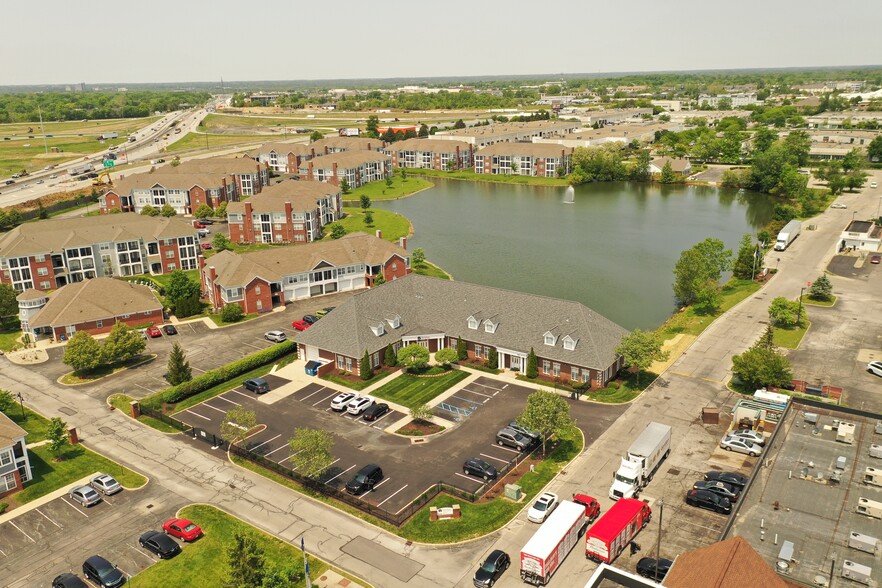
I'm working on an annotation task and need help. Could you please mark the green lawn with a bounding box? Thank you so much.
[60,354,156,385]
[206,312,259,327]
[0,318,22,351]
[347,175,434,201]
[1,406,51,442]
[165,132,269,153]
[412,261,451,280]
[108,394,181,434]
[17,444,146,504]
[129,505,344,588]
[801,294,836,307]
[321,369,394,391]
[330,207,410,242]
[415,168,571,186]
[588,370,652,403]
[201,113,310,129]
[658,279,762,339]
[773,321,810,349]
[371,370,469,410]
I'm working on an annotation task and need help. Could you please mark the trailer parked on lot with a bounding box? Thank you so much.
[520,500,587,585]
[610,422,672,500]
[585,498,652,564]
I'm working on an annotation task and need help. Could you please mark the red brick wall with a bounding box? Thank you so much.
[381,255,411,282]
[229,222,246,243]
[52,309,163,340]
[157,240,181,274]
[101,191,128,213]
[189,186,208,213]
[0,470,22,499]
[318,348,335,361]
[30,256,57,290]
[243,279,273,313]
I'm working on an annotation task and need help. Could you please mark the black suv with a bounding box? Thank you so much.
[52,574,89,588]
[243,378,270,394]
[636,557,673,580]
[82,555,126,588]
[685,488,731,514]
[346,464,383,495]
[463,458,498,481]
[473,549,510,587]
[302,314,319,325]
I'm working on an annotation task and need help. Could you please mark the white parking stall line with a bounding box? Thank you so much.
[216,395,241,406]
[0,544,6,556]
[370,411,394,426]
[479,453,511,464]
[373,478,391,490]
[493,391,500,396]
[454,472,481,483]
[10,521,35,543]
[491,444,522,454]
[102,495,114,506]
[185,409,211,421]
[201,403,227,414]
[240,342,264,350]
[299,387,327,402]
[312,392,337,407]
[191,366,206,373]
[325,464,357,483]
[376,484,409,507]
[278,449,304,464]
[483,398,491,404]
[132,383,158,394]
[461,388,492,398]
[230,390,252,400]
[61,497,89,517]
[265,444,289,457]
[130,545,158,562]
[35,508,63,528]
[250,434,282,452]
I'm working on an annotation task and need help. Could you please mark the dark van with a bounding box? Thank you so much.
[345,464,383,495]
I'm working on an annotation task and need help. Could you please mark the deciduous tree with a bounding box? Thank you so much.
[673,238,733,306]
[140,204,159,217]
[517,390,575,455]
[309,130,323,142]
[221,303,244,323]
[193,203,214,219]
[220,407,257,445]
[615,329,669,387]
[340,178,351,195]
[287,428,334,479]
[731,345,792,390]
[659,160,677,184]
[0,283,18,318]
[410,404,433,423]
[768,296,802,327]
[212,232,231,251]
[102,322,145,364]
[411,247,426,267]
[397,343,429,372]
[434,347,458,366]
[47,417,68,457]
[63,331,103,373]
[160,204,177,217]
[224,532,266,588]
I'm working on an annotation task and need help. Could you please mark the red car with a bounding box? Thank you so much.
[193,221,206,229]
[292,319,311,331]
[146,326,163,338]
[871,255,881,264]
[162,518,203,542]
[200,243,212,250]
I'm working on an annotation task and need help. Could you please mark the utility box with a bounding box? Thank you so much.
[804,412,819,425]
[875,421,882,435]
[702,407,720,425]
[863,467,882,487]
[848,531,879,555]
[842,560,872,585]
[505,484,523,501]
[856,497,882,519]
[870,444,882,459]
[836,456,847,470]
[837,422,856,444]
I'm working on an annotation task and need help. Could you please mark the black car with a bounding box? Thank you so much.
[362,402,389,421]
[163,325,178,335]
[76,174,88,181]
[87,172,99,178]
[302,314,319,325]
[82,555,126,588]
[345,464,383,495]
[635,557,673,580]
[693,480,740,503]
[52,573,89,588]
[139,530,182,559]
[243,378,270,394]
[198,218,214,225]
[463,458,498,481]
[4,179,14,185]
[473,549,510,587]
[685,489,731,514]
[704,471,748,489]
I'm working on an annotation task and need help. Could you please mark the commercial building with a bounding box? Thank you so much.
[383,138,473,170]
[474,143,572,177]
[574,107,654,126]
[21,278,163,341]
[806,111,882,129]
[838,220,881,252]
[429,120,579,147]
[0,214,200,291]
[226,181,342,245]
[663,537,798,588]
[200,232,410,314]
[0,412,32,499]
[246,142,315,174]
[534,123,676,148]
[294,273,627,385]
[696,93,760,108]
[298,150,391,188]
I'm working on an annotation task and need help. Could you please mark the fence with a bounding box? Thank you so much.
[140,405,537,526]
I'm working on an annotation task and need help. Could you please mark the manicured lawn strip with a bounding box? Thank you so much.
[347,176,434,201]
[658,279,761,339]
[108,394,181,434]
[773,321,810,349]
[412,261,451,280]
[206,312,259,327]
[588,370,653,403]
[201,113,311,129]
[331,207,410,242]
[321,369,393,391]
[416,168,570,186]
[129,505,337,588]
[801,294,836,307]
[59,354,156,385]
[371,370,469,411]
[166,132,268,152]
[1,406,51,442]
[0,318,21,351]
[17,444,146,504]
[168,360,291,414]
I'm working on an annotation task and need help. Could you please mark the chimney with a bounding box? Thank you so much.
[198,255,205,271]
[209,266,216,282]
[399,237,407,250]
[332,162,338,185]
[375,230,382,240]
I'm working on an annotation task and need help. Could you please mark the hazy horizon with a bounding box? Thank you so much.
[4,0,882,86]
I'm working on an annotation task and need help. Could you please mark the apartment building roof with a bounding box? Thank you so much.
[0,214,198,258]
[563,123,671,141]
[665,537,796,588]
[651,156,692,173]
[476,143,573,158]
[29,278,162,329]
[16,288,48,302]
[0,412,27,447]
[170,157,265,176]
[111,171,230,195]
[384,138,472,152]
[310,136,384,152]
[436,120,576,138]
[206,232,407,287]
[304,150,390,170]
[295,273,628,368]
[227,181,340,214]
[246,142,313,157]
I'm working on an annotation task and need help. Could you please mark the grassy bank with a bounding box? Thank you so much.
[1,406,51,442]
[109,394,181,433]
[0,318,21,351]
[347,175,433,201]
[59,354,156,385]
[412,261,451,280]
[416,168,570,186]
[331,207,410,241]
[658,278,762,339]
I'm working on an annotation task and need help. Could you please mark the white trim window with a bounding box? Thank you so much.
[0,449,12,467]
[1,472,17,492]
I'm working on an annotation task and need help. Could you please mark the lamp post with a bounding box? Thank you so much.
[797,286,806,326]
[876,195,881,222]
[654,499,664,582]
[776,257,781,271]
[16,391,25,421]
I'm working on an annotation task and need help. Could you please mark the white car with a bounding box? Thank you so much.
[830,202,847,209]
[527,492,559,523]
[871,181,878,189]
[49,174,57,179]
[868,361,882,377]
[90,473,122,495]
[728,429,766,446]
[264,330,287,342]
[331,392,356,411]
[720,434,763,457]
[347,396,374,415]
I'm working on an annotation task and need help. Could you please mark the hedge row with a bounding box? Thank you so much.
[142,340,296,407]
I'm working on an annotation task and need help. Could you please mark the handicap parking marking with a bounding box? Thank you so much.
[250,434,282,452]
[200,403,227,414]
[325,464,357,483]
[312,391,337,407]
[184,409,211,421]
[376,484,409,508]
[9,521,35,543]
[216,395,241,406]
[61,497,89,517]
[35,508,63,529]
[479,452,511,464]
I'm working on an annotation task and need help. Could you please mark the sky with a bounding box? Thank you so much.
[3,0,882,86]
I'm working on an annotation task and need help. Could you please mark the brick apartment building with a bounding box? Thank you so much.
[247,142,315,174]
[383,138,474,170]
[200,232,410,314]
[298,151,391,188]
[308,136,386,155]
[293,274,627,384]
[21,278,163,341]
[429,119,579,147]
[0,413,32,499]
[226,181,342,244]
[0,214,200,292]
[171,157,270,198]
[474,143,573,177]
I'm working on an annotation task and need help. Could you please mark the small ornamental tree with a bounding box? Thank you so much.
[434,347,458,366]
[47,417,68,457]
[360,349,373,381]
[384,343,397,367]
[410,403,433,423]
[140,204,159,217]
[160,203,177,217]
[288,427,335,479]
[363,210,374,226]
[212,233,231,251]
[340,178,351,195]
[214,201,228,218]
[412,247,426,267]
[166,342,193,385]
[359,194,371,210]
[659,160,677,184]
[808,274,833,301]
[193,203,214,219]
[373,272,385,286]
[768,296,801,327]
[221,303,245,323]
[526,347,538,378]
[330,224,346,239]
[615,329,669,387]
[102,322,146,364]
[220,407,257,445]
[309,130,323,142]
[63,331,103,373]
[456,338,468,361]
[517,390,575,455]
[397,343,430,372]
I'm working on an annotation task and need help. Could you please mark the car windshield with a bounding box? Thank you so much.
[479,561,497,573]
[85,490,99,498]
[534,502,548,511]
[182,523,197,532]
[96,563,116,579]
[615,473,635,484]
[354,474,367,484]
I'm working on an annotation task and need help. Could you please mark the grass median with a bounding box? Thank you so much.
[109,394,181,434]
[371,370,469,411]
[331,207,410,242]
[347,175,433,201]
[772,321,811,349]
[1,406,51,442]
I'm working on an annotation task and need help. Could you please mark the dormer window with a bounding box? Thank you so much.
[468,316,479,330]
[563,335,577,351]
[370,323,385,337]
[544,331,557,346]
[386,315,401,329]
[484,319,497,334]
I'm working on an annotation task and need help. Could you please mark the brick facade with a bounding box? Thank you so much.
[50,309,164,341]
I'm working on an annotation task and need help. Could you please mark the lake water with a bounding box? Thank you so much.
[375,178,774,330]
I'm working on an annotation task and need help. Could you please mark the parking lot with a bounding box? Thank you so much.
[175,374,627,513]
[1,483,188,588]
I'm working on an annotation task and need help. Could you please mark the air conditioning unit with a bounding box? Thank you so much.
[842,560,872,585]
[848,531,879,555]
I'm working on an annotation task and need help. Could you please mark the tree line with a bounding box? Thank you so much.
[0,91,212,123]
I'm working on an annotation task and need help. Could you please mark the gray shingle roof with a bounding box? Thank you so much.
[29,278,162,329]
[295,274,628,370]
[226,181,340,214]
[0,412,27,447]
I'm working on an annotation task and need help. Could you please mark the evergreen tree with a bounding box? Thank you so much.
[373,272,385,286]
[224,532,266,588]
[526,347,538,379]
[660,160,677,184]
[486,347,498,369]
[360,194,371,210]
[732,234,760,280]
[456,338,467,361]
[340,178,351,195]
[166,342,192,385]
[384,344,397,367]
[360,349,372,381]
[808,274,833,301]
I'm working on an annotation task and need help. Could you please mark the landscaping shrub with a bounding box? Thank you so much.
[0,502,7,514]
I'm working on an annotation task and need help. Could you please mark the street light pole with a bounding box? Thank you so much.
[654,499,664,582]
[16,391,25,421]
[797,286,806,326]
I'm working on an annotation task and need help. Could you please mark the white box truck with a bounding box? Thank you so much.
[774,219,802,251]
[520,500,586,585]
[609,422,672,500]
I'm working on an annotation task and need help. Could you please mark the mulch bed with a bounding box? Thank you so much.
[396,420,444,436]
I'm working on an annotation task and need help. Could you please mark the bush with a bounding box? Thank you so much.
[154,341,296,406]
[0,502,7,514]
[220,303,244,323]
[609,381,621,389]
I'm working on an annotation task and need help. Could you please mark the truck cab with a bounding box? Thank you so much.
[610,459,643,500]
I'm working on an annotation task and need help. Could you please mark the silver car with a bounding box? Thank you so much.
[729,429,765,446]
[264,330,287,343]
[496,427,531,451]
[90,473,122,495]
[69,485,102,507]
[508,422,540,441]
[720,434,762,457]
